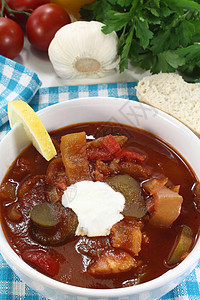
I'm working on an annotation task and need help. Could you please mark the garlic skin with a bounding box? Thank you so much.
[48,21,120,79]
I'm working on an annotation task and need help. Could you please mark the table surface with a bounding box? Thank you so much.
[14,36,151,88]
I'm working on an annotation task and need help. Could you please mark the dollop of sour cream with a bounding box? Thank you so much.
[62,181,125,237]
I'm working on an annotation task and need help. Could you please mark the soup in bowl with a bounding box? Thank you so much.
[0,97,200,300]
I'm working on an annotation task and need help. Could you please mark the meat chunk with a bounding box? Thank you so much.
[18,175,52,212]
[120,161,151,180]
[76,236,112,257]
[109,158,121,174]
[142,177,168,195]
[93,160,110,181]
[95,160,110,175]
[111,218,142,256]
[60,132,92,184]
[93,168,104,182]
[46,157,68,191]
[88,250,137,276]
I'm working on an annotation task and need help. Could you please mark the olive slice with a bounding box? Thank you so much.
[30,202,78,245]
[30,202,60,227]
[105,174,147,218]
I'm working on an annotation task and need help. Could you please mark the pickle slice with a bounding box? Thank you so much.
[30,202,60,227]
[105,174,147,218]
[30,203,78,245]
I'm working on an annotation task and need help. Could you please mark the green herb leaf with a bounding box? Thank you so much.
[102,10,131,33]
[175,20,195,47]
[163,0,200,11]
[151,29,171,54]
[176,43,200,64]
[119,25,134,72]
[191,19,200,42]
[80,0,112,21]
[151,50,185,73]
[135,18,153,49]
[117,0,133,7]
[80,0,200,82]
[153,0,161,7]
[162,50,185,68]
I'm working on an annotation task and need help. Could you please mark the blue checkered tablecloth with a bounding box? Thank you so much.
[0,55,41,127]
[0,58,200,299]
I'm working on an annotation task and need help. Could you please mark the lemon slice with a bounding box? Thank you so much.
[8,100,57,161]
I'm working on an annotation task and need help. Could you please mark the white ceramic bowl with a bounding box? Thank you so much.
[0,97,200,300]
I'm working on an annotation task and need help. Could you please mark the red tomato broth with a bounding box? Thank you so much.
[0,122,199,289]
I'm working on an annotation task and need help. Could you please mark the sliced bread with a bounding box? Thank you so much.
[136,73,200,136]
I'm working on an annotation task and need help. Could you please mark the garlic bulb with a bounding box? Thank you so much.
[48,21,120,79]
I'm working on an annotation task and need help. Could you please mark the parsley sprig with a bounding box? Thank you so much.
[80,0,200,81]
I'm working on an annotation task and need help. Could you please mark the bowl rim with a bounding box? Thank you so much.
[0,96,200,298]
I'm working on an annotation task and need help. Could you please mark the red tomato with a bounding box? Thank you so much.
[5,0,50,10]
[0,17,24,59]
[22,249,59,276]
[26,3,71,52]
[4,0,50,28]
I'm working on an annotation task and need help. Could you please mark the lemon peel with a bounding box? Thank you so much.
[8,100,57,161]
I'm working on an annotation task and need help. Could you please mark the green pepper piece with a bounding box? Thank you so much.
[167,225,193,266]
[105,174,147,218]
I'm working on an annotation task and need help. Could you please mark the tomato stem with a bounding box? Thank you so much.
[0,0,32,17]
[0,0,5,17]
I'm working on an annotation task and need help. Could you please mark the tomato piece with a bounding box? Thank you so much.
[102,134,121,155]
[26,3,71,51]
[87,146,112,161]
[87,135,127,148]
[22,249,59,276]
[0,17,24,59]
[115,148,146,162]
[86,135,128,161]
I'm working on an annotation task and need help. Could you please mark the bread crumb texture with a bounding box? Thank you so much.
[136,73,200,136]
